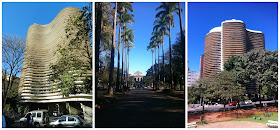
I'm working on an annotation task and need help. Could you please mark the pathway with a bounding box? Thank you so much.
[95,89,185,128]
[198,121,267,128]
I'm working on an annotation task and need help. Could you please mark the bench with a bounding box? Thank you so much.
[266,120,278,128]
[187,122,197,128]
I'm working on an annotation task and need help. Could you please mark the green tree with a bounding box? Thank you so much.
[205,71,245,111]
[153,15,169,84]
[224,56,238,71]
[95,2,114,90]
[234,49,278,106]
[177,2,185,71]
[122,27,135,89]
[156,2,177,90]
[50,3,92,96]
[116,2,134,91]
[120,8,135,91]
[172,33,184,90]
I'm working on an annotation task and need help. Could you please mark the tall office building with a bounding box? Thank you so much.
[202,19,265,79]
[19,7,92,123]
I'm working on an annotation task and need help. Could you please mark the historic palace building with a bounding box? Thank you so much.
[19,7,92,123]
[201,19,265,79]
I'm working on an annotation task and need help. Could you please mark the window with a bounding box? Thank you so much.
[32,113,36,117]
[37,113,41,117]
[59,116,66,121]
[68,117,75,121]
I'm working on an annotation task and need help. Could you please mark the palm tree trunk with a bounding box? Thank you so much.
[169,19,173,90]
[121,44,124,90]
[152,50,154,89]
[154,47,157,90]
[127,48,130,89]
[95,2,102,96]
[116,18,121,92]
[124,42,127,89]
[108,2,117,95]
[161,32,165,86]
[178,2,185,90]
[121,26,125,90]
[158,45,160,90]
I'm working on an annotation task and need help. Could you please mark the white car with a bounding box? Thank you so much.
[19,110,49,127]
[245,100,253,104]
[49,115,84,127]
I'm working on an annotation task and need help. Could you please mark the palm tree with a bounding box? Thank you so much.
[156,2,177,90]
[108,2,117,95]
[122,27,134,89]
[120,9,134,91]
[149,40,157,90]
[177,2,185,88]
[116,2,134,91]
[151,31,162,90]
[153,16,169,86]
[95,2,102,96]
[147,44,155,89]
[127,42,134,88]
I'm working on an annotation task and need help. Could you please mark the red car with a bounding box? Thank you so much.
[228,101,238,106]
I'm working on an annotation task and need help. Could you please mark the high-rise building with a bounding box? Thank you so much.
[202,19,265,79]
[187,70,198,87]
[19,7,92,123]
[198,54,204,79]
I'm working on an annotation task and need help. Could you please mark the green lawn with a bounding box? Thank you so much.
[232,112,278,124]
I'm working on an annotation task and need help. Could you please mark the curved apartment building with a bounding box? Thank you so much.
[221,20,247,69]
[246,29,265,52]
[203,27,221,78]
[202,19,265,79]
[19,7,92,122]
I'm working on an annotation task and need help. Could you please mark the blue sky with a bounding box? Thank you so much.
[188,2,278,74]
[3,2,185,76]
[3,2,89,77]
[117,2,185,75]
[3,2,88,37]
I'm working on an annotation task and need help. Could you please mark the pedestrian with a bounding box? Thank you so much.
[200,115,204,124]
[26,113,31,127]
[29,114,34,127]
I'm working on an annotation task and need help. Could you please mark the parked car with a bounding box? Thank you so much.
[239,101,246,105]
[49,115,84,127]
[245,100,252,104]
[19,110,49,127]
[228,101,238,106]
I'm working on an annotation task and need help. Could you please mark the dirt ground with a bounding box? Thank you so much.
[197,121,267,128]
[188,106,278,123]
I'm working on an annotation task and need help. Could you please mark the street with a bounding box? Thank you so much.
[188,100,278,112]
[95,89,185,128]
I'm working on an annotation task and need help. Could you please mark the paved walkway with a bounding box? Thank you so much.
[198,121,267,128]
[95,89,185,128]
